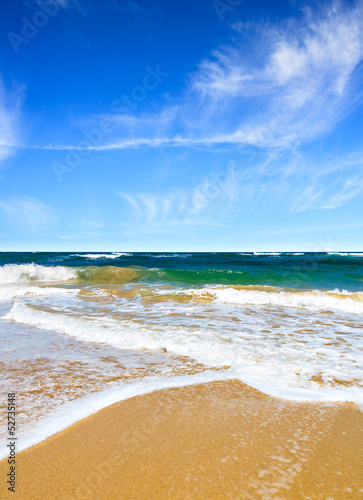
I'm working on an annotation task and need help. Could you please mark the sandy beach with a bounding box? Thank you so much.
[1,379,362,499]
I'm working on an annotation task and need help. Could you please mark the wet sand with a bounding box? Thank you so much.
[1,379,362,499]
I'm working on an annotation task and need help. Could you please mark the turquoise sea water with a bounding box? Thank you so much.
[1,251,363,290]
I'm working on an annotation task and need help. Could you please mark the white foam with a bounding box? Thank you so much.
[4,300,363,408]
[73,253,131,259]
[1,363,362,460]
[0,371,231,460]
[328,252,363,256]
[253,252,281,256]
[141,254,192,258]
[0,264,76,284]
[191,287,363,314]
[0,284,77,303]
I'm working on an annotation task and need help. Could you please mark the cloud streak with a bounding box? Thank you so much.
[5,0,361,167]
[116,147,363,234]
[189,1,363,146]
[117,164,242,232]
[31,1,363,154]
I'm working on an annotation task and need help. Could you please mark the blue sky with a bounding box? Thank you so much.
[0,0,363,251]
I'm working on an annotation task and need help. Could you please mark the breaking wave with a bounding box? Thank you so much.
[190,286,363,314]
[0,264,77,284]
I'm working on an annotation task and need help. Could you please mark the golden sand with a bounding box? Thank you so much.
[1,380,362,499]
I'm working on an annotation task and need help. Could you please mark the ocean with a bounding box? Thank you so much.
[1,251,362,455]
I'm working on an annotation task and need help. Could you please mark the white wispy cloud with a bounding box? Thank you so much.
[116,147,363,233]
[36,1,363,153]
[9,0,363,222]
[283,150,363,211]
[0,197,53,232]
[188,1,363,147]
[301,174,363,211]
[117,164,242,232]
[34,135,258,151]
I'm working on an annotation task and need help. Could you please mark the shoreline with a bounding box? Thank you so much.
[1,379,362,499]
[2,368,361,462]
[0,370,231,461]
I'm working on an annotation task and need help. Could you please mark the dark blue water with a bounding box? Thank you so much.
[1,252,362,291]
